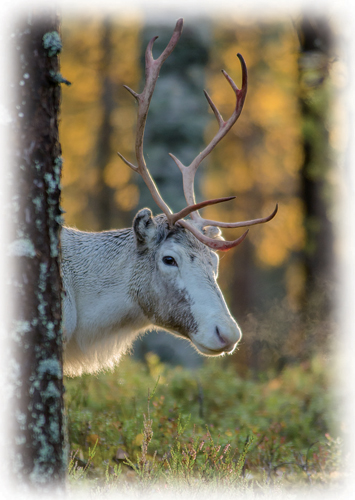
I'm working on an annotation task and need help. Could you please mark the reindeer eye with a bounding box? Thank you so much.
[162,256,178,267]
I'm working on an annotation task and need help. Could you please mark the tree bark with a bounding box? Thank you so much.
[6,10,66,491]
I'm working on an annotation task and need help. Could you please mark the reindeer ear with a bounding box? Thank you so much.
[133,208,158,249]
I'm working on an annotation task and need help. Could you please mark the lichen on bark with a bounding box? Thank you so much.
[7,9,66,491]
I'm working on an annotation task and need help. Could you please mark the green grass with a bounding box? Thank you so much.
[65,352,343,493]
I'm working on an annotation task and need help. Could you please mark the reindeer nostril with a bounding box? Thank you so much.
[215,326,227,346]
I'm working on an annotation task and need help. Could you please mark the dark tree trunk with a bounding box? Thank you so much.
[88,17,116,230]
[296,15,335,353]
[6,10,66,491]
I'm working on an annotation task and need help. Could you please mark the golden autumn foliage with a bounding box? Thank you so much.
[203,20,304,271]
[60,16,142,229]
[60,17,334,324]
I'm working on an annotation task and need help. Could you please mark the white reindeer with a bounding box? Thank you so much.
[62,19,277,377]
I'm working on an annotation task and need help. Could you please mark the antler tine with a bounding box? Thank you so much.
[179,219,249,252]
[169,196,236,225]
[177,204,278,252]
[174,53,248,211]
[198,203,279,229]
[117,18,184,223]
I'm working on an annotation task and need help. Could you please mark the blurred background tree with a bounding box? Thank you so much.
[295,14,336,359]
[60,14,338,375]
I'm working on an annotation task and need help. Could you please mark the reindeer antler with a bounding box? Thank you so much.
[117,18,277,251]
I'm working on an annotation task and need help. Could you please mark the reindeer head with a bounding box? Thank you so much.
[131,209,241,355]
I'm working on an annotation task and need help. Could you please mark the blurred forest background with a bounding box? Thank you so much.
[59,13,342,375]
